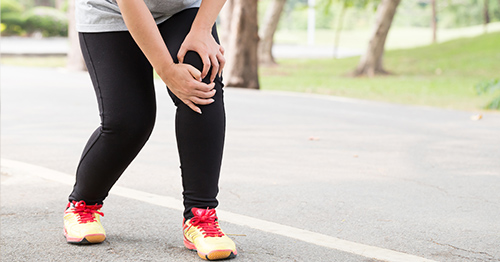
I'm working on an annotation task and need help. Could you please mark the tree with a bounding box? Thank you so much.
[333,0,348,58]
[221,0,260,89]
[67,0,86,71]
[332,0,370,58]
[55,0,64,10]
[354,0,401,77]
[484,0,490,33]
[431,0,437,43]
[34,0,52,7]
[258,0,286,65]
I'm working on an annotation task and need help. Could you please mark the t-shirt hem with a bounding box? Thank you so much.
[76,16,171,33]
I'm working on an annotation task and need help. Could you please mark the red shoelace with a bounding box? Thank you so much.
[190,208,224,238]
[70,201,104,224]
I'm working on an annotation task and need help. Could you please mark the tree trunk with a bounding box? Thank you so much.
[258,0,286,66]
[222,0,260,89]
[431,0,437,43]
[333,1,347,59]
[220,0,233,47]
[55,0,64,10]
[484,0,490,33]
[35,0,52,7]
[67,0,86,71]
[353,0,401,77]
[307,0,315,45]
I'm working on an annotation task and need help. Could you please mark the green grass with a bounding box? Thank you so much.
[260,32,500,111]
[0,55,67,67]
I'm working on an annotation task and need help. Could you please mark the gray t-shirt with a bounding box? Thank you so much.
[76,0,202,32]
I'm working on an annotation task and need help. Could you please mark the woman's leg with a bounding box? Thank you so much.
[158,8,226,220]
[68,31,157,204]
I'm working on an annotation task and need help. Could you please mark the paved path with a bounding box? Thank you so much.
[1,65,500,261]
[0,37,69,56]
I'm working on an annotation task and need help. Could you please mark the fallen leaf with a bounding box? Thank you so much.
[470,114,483,121]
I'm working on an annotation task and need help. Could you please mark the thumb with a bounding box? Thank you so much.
[177,45,187,63]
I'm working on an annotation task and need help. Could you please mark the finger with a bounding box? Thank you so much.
[193,88,216,99]
[219,46,225,55]
[209,55,219,82]
[191,81,215,92]
[191,96,215,105]
[217,53,225,78]
[185,64,202,81]
[184,100,202,114]
[201,55,211,80]
[177,45,187,63]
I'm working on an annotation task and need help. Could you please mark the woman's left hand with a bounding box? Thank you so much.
[177,28,225,83]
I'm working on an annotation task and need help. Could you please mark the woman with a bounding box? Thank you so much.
[62,0,236,260]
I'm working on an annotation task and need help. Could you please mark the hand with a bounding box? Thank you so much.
[160,63,216,114]
[177,28,225,83]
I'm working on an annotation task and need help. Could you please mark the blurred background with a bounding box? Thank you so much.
[1,0,499,111]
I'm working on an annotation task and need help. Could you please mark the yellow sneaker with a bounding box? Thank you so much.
[183,208,237,260]
[63,200,106,244]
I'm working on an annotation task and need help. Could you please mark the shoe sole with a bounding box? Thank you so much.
[64,228,106,245]
[184,237,237,261]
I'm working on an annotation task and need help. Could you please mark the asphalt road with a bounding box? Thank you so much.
[1,65,500,261]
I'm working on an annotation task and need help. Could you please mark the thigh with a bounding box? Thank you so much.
[79,31,156,126]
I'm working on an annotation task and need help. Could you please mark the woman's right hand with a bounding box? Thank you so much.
[159,63,216,114]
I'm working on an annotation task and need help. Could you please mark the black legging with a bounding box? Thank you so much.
[68,8,225,220]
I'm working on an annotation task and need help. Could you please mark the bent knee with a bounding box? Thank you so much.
[182,51,204,73]
[101,113,156,142]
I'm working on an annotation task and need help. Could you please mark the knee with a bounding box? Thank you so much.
[182,51,204,74]
[102,109,156,143]
[182,51,223,84]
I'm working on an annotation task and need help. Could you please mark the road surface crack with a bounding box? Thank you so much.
[431,239,499,261]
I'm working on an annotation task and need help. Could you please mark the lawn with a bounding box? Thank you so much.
[260,32,500,111]
[1,55,67,67]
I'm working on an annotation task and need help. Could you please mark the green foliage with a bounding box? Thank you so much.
[272,0,500,31]
[24,7,68,37]
[0,0,24,15]
[277,0,375,30]
[1,13,27,35]
[394,0,500,28]
[1,0,68,37]
[393,0,432,27]
[1,0,26,35]
[475,79,500,109]
[441,0,484,28]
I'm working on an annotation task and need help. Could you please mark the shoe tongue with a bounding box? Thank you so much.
[192,207,215,218]
[192,207,207,217]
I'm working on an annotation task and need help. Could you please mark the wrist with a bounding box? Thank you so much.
[157,61,176,79]
[190,23,213,34]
